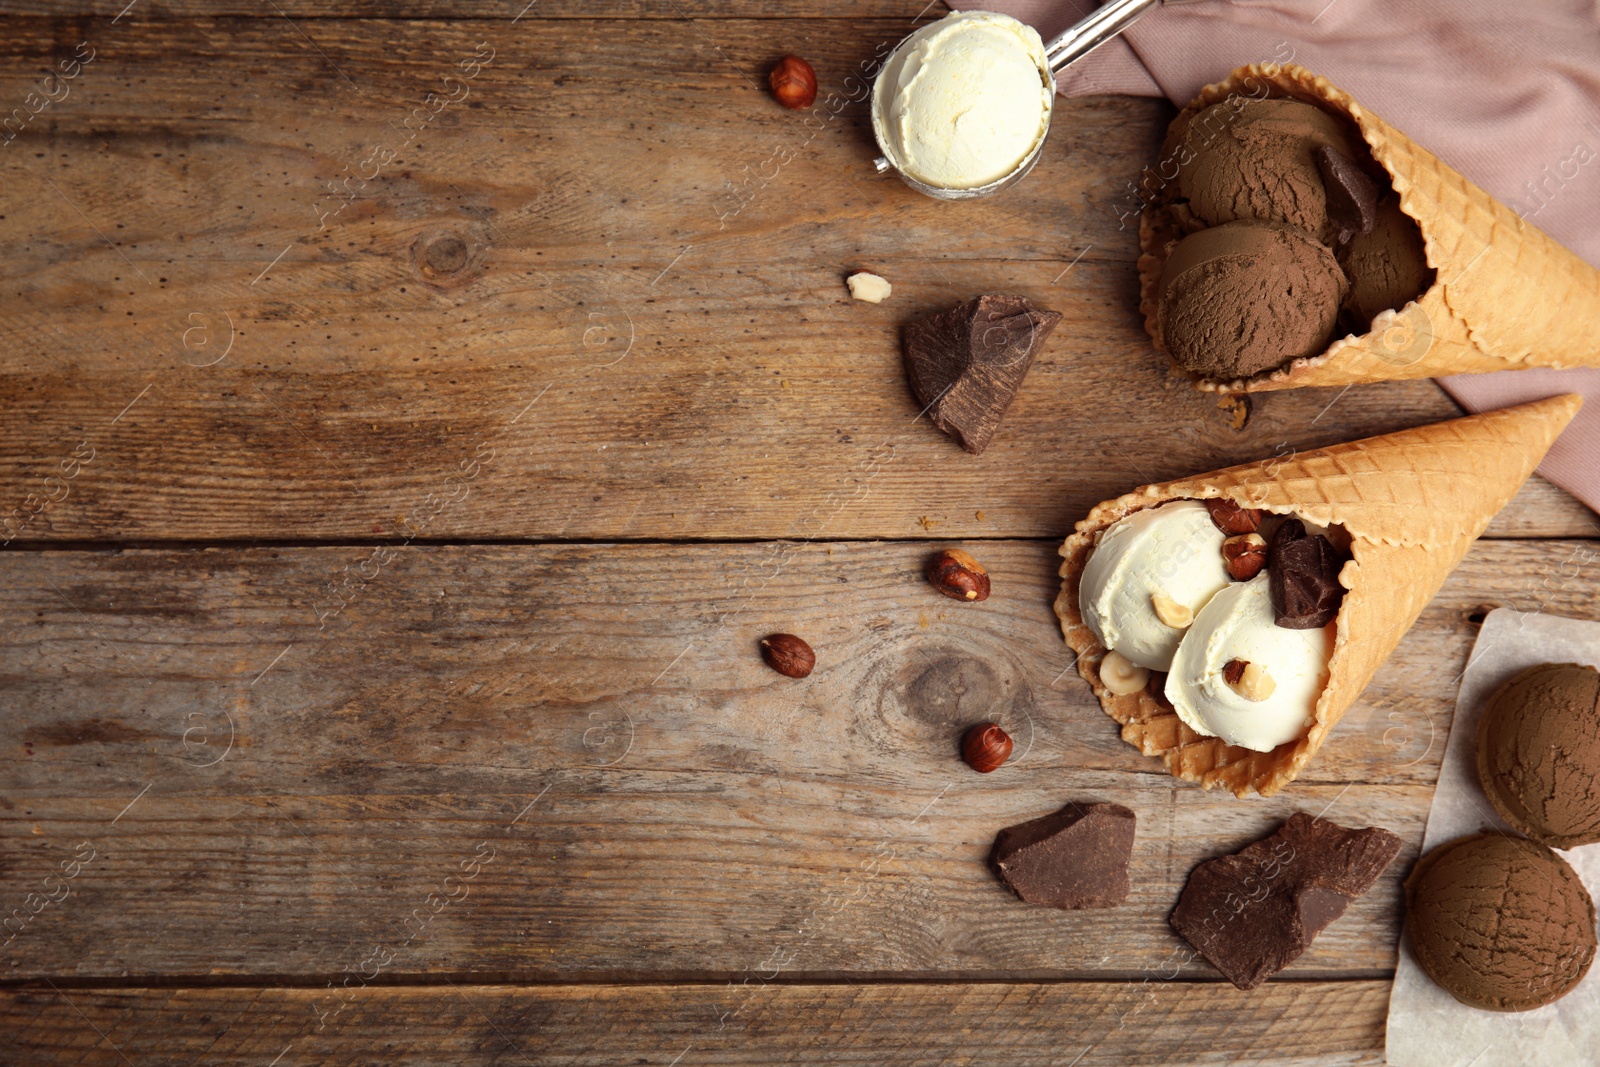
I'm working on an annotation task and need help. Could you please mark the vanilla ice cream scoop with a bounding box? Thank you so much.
[1166,573,1332,752]
[871,12,1052,191]
[870,0,1160,199]
[1079,500,1232,672]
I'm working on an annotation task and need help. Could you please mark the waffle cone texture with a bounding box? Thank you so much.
[1139,64,1600,392]
[1054,394,1581,797]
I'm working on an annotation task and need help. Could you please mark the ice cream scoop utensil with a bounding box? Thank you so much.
[872,0,1161,199]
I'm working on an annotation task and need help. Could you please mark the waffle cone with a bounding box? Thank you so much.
[1054,394,1582,797]
[1138,64,1600,392]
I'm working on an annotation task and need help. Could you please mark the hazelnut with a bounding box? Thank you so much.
[1099,649,1150,696]
[927,548,990,602]
[768,55,817,110]
[1151,592,1193,629]
[1223,659,1275,702]
[760,633,815,678]
[961,722,1012,773]
[1205,498,1264,536]
[1221,533,1268,581]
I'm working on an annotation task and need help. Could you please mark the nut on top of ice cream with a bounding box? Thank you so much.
[871,11,1052,190]
[1406,834,1597,1012]
[1476,662,1600,849]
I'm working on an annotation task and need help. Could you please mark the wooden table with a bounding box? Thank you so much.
[3,3,1596,1063]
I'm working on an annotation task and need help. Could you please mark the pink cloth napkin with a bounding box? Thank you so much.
[952,0,1600,516]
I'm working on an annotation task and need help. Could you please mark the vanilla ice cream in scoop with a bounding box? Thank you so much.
[1166,574,1332,752]
[871,11,1052,191]
[1079,500,1232,672]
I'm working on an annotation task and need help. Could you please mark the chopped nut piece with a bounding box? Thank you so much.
[846,271,892,303]
[1221,533,1268,581]
[1224,659,1276,702]
[1100,650,1150,696]
[1151,592,1194,629]
[1205,498,1264,536]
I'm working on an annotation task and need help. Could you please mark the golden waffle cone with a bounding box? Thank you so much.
[1139,64,1600,392]
[1054,394,1582,797]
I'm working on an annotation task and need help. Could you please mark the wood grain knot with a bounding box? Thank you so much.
[860,647,1036,760]
[904,655,1004,728]
[413,229,477,286]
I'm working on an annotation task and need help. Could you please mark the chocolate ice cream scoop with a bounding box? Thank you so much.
[1477,663,1600,849]
[1337,197,1434,330]
[1158,220,1348,381]
[1407,833,1597,1012]
[1174,98,1359,244]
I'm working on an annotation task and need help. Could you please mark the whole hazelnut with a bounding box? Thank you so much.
[961,722,1012,773]
[927,548,991,602]
[760,633,815,678]
[1205,498,1264,536]
[768,55,817,110]
[1221,533,1268,581]
[1099,650,1150,696]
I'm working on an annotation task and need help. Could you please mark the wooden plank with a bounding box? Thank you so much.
[6,538,1596,979]
[0,980,1388,1065]
[0,17,1590,543]
[0,2,948,17]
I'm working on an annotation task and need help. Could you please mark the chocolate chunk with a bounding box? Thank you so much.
[1170,813,1401,991]
[1268,519,1345,629]
[989,801,1135,910]
[903,294,1061,455]
[1315,145,1379,246]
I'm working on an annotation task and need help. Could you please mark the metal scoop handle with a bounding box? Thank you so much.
[1046,0,1176,72]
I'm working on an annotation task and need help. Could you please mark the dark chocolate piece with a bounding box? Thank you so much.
[903,294,1061,455]
[1268,519,1345,629]
[1315,144,1380,246]
[1170,813,1401,991]
[989,801,1135,910]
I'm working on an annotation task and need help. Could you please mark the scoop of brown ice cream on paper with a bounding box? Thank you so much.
[1173,97,1359,244]
[1158,220,1347,380]
[1476,663,1600,849]
[1406,833,1597,1012]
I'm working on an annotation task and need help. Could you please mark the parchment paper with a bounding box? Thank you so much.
[1385,608,1600,1067]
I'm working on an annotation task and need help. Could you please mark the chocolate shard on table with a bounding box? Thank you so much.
[989,801,1135,910]
[903,293,1061,455]
[1170,812,1401,990]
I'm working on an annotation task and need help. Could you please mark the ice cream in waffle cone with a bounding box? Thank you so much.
[1140,64,1600,392]
[1055,394,1582,797]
